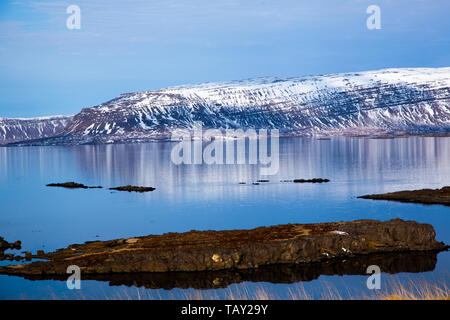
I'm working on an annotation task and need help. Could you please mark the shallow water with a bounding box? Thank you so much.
[0,136,449,299]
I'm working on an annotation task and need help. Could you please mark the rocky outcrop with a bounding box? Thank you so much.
[0,237,22,261]
[292,178,330,183]
[46,182,103,189]
[8,250,441,290]
[0,219,445,276]
[109,185,156,192]
[45,182,155,192]
[0,237,21,252]
[358,186,450,206]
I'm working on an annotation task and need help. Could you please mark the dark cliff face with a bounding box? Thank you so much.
[0,116,73,144]
[6,251,440,290]
[0,218,445,275]
[4,67,450,145]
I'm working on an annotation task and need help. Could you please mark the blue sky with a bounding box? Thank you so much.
[0,0,449,117]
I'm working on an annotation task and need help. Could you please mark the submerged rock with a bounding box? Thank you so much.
[0,219,445,275]
[358,186,450,206]
[109,185,156,192]
[46,182,102,189]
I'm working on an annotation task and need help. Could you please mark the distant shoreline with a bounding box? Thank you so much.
[2,130,449,147]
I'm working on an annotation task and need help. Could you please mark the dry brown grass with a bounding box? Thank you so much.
[58,277,449,300]
[380,281,449,300]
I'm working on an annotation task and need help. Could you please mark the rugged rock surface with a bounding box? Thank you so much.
[0,219,445,276]
[358,186,450,206]
[8,250,440,290]
[4,67,450,146]
[0,116,72,144]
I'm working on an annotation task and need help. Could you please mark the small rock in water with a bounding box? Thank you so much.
[293,178,330,183]
[0,237,21,251]
[1,238,25,262]
[46,182,103,189]
[109,185,156,193]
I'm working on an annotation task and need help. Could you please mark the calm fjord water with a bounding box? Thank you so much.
[0,136,449,299]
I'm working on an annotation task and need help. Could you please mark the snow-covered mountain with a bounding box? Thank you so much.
[4,67,450,145]
[0,116,73,144]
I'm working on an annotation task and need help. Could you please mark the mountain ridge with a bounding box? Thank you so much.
[2,67,450,145]
[0,115,73,145]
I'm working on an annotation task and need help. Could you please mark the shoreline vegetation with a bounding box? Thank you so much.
[358,186,450,206]
[148,281,450,300]
[181,281,450,300]
[50,279,449,300]
[0,218,445,276]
